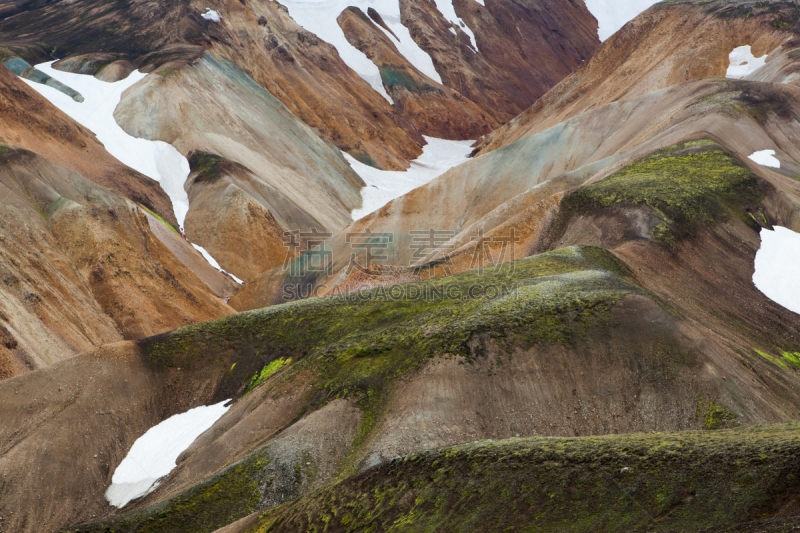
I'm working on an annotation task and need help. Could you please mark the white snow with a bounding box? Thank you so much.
[726,45,767,79]
[20,62,192,228]
[192,243,245,285]
[749,149,781,169]
[201,8,221,22]
[349,136,473,220]
[280,0,444,102]
[584,0,660,41]
[105,400,231,508]
[754,226,800,316]
[19,63,236,280]
[432,0,478,51]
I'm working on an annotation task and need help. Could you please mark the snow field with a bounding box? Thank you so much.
[349,136,474,220]
[22,62,192,228]
[584,0,660,41]
[749,150,781,169]
[753,226,800,316]
[106,400,231,508]
[21,63,242,283]
[727,45,768,79]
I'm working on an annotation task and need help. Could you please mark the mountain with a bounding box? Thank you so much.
[0,66,237,379]
[0,0,599,169]
[2,0,800,532]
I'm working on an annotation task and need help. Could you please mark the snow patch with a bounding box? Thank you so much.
[754,226,800,316]
[281,0,443,102]
[726,45,767,79]
[749,149,781,169]
[584,0,660,41]
[106,401,231,508]
[432,0,478,51]
[201,8,221,22]
[192,243,245,285]
[19,62,236,279]
[21,62,192,228]
[350,136,473,220]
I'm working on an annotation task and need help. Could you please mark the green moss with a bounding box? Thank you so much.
[188,151,247,185]
[754,348,800,370]
[249,423,800,533]
[139,204,179,235]
[66,455,271,533]
[564,140,763,245]
[141,246,642,390]
[696,395,737,430]
[781,350,800,368]
[137,246,645,474]
[247,357,292,393]
[79,247,653,532]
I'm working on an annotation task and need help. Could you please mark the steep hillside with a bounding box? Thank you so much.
[475,0,800,155]
[0,60,178,227]
[111,54,366,281]
[235,74,800,308]
[400,0,599,123]
[0,145,234,379]
[247,424,800,532]
[336,6,496,140]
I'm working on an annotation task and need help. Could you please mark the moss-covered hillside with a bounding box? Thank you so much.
[140,245,643,409]
[67,246,649,533]
[563,140,765,245]
[250,423,800,533]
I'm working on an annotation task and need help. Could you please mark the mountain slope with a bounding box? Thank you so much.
[11,243,790,532]
[0,61,178,227]
[400,0,599,123]
[0,145,234,379]
[0,0,599,169]
[247,424,800,532]
[475,0,799,155]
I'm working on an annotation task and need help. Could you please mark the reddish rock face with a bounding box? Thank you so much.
[0,0,599,168]
[399,0,600,124]
[475,0,799,155]
[337,6,497,140]
[212,0,427,171]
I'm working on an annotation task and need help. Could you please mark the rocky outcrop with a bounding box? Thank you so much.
[53,53,136,82]
[398,0,599,124]
[337,6,496,140]
[0,0,212,69]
